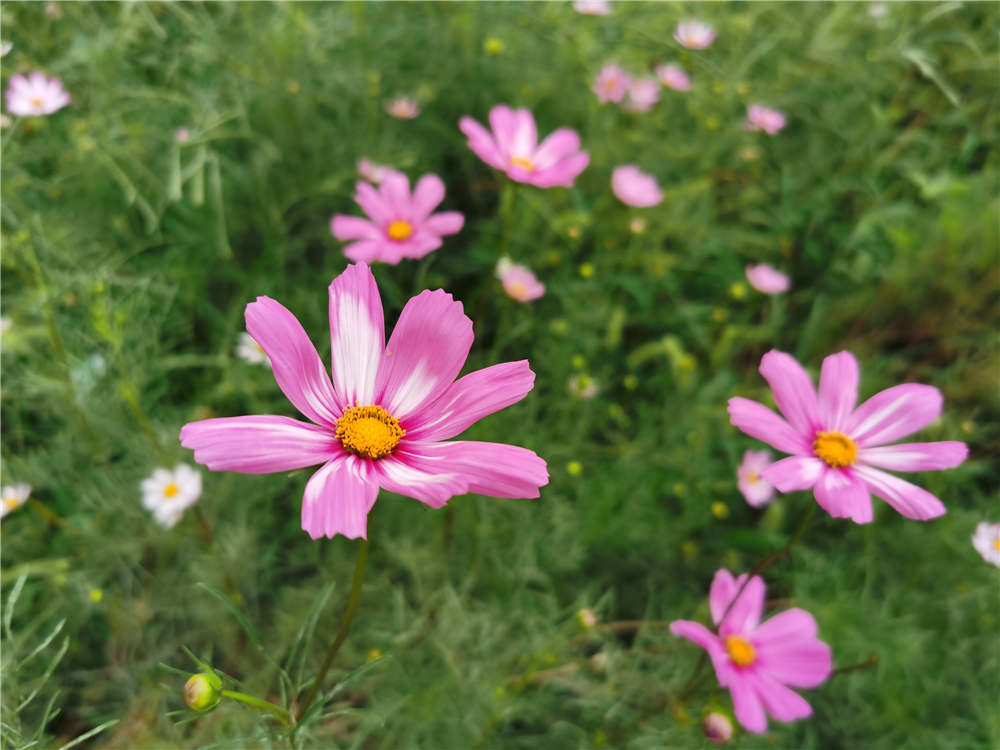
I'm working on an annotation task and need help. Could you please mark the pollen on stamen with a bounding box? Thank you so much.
[724,635,756,667]
[164,483,180,498]
[510,156,534,172]
[387,220,413,241]
[336,405,405,459]
[813,431,858,468]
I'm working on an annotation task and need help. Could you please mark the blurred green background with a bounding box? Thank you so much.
[2,2,997,748]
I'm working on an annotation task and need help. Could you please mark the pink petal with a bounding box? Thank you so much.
[859,441,968,472]
[754,607,817,643]
[761,456,824,492]
[245,297,343,426]
[740,477,776,506]
[354,181,393,225]
[343,239,393,264]
[759,350,821,437]
[727,397,812,455]
[374,290,473,419]
[719,574,765,636]
[459,116,506,169]
[401,440,549,498]
[848,383,942,447]
[853,465,947,520]
[528,152,590,188]
[328,263,385,406]
[747,672,813,722]
[410,174,446,221]
[488,105,519,158]
[423,211,464,236]
[180,416,340,473]
[510,108,538,157]
[300,455,379,539]
[370,451,470,508]
[709,569,738,625]
[755,611,832,689]
[729,675,768,733]
[532,128,582,169]
[405,360,536,441]
[397,232,443,261]
[380,172,412,219]
[330,215,381,241]
[812,468,873,523]
[670,620,723,656]
[817,351,859,433]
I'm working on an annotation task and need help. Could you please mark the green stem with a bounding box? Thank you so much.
[296,538,369,721]
[26,498,66,529]
[220,689,293,729]
[499,180,518,258]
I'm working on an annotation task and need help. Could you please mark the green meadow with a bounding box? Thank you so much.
[2,2,997,748]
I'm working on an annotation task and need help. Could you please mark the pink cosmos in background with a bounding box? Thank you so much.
[593,64,630,103]
[745,264,790,294]
[180,264,549,540]
[738,450,776,507]
[460,105,589,188]
[330,171,463,264]
[656,63,692,92]
[671,570,832,733]
[746,105,787,135]
[357,158,396,185]
[624,77,660,113]
[972,522,1000,566]
[386,96,420,119]
[5,72,70,116]
[496,257,545,303]
[175,128,191,143]
[674,19,716,49]
[573,0,611,15]
[611,165,662,208]
[728,350,968,523]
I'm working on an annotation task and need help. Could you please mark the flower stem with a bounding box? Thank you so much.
[220,689,293,729]
[296,538,369,722]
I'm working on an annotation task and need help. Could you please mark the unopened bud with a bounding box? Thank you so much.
[703,712,733,744]
[576,608,598,629]
[184,672,221,712]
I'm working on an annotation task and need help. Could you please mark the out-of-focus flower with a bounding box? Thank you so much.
[611,165,663,207]
[629,217,647,234]
[579,263,594,278]
[567,460,583,476]
[236,332,270,366]
[593,64,630,103]
[5,72,71,116]
[331,172,464,264]
[0,316,11,334]
[1,484,31,519]
[0,114,11,129]
[0,41,12,58]
[728,350,968,523]
[711,502,730,519]
[738,450,776,507]
[460,105,589,188]
[496,257,545,303]
[674,19,716,49]
[175,128,191,143]
[573,0,611,15]
[745,105,787,135]
[141,465,202,528]
[656,63,692,92]
[576,608,598,628]
[972,522,1000,566]
[625,77,660,112]
[483,37,505,55]
[357,158,396,185]
[868,2,889,18]
[745,264,790,294]
[386,96,420,119]
[569,374,599,400]
[45,2,61,18]
[671,570,832,733]
[180,264,549,540]
[703,712,734,744]
[729,281,747,299]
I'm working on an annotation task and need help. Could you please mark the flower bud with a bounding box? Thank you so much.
[702,712,733,744]
[576,608,598,629]
[184,672,222,712]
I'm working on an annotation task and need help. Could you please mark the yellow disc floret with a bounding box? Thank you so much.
[164,483,180,498]
[510,156,534,172]
[387,220,413,241]
[336,405,405,459]
[813,431,858,468]
[725,635,756,667]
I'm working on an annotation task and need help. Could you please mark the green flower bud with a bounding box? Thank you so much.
[184,672,222,712]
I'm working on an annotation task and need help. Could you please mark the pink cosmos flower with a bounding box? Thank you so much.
[746,105,787,135]
[496,257,545,303]
[5,72,70,116]
[625,78,660,113]
[611,165,663,208]
[175,128,191,143]
[593,64,630,104]
[972,522,1000,566]
[573,0,611,15]
[357,158,396,185]
[728,350,968,523]
[459,105,590,189]
[738,450,776,507]
[671,569,832,733]
[656,63,692,92]
[674,20,716,50]
[745,264,790,294]
[386,96,420,119]
[180,264,549,540]
[330,172,464,265]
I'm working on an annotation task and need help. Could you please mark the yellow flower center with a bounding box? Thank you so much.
[994,538,1000,551]
[30,97,43,109]
[164,483,180,498]
[747,472,759,484]
[725,635,756,667]
[813,431,858,468]
[335,405,405,459]
[387,220,413,241]
[507,281,528,300]
[4,497,21,510]
[510,156,534,172]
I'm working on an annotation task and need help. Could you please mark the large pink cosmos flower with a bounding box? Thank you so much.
[5,72,70,116]
[728,350,968,523]
[330,172,464,265]
[611,165,662,208]
[671,570,832,733]
[180,264,549,540]
[459,105,590,188]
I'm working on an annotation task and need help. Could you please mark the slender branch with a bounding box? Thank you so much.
[831,654,878,678]
[220,689,293,729]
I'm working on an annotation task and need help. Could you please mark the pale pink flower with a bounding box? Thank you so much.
[573,0,611,15]
[972,522,1000,566]
[728,350,968,523]
[496,257,545,303]
[175,128,191,143]
[703,712,733,744]
[746,105,787,135]
[593,65,630,103]
[738,450,776,507]
[629,217,647,234]
[357,158,396,185]
[5,72,70,116]
[656,63,692,92]
[611,165,662,208]
[0,41,12,58]
[674,20,716,50]
[745,264,790,294]
[625,77,660,113]
[386,96,420,119]
[1,483,31,519]
[459,105,590,188]
[671,570,832,733]
[330,172,464,265]
[180,264,549,540]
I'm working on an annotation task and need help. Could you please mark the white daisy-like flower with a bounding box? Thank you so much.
[5,72,71,116]
[1,483,32,519]
[236,332,270,366]
[972,522,1000,567]
[0,41,12,58]
[674,19,716,50]
[140,465,202,528]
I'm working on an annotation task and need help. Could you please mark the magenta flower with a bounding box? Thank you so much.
[5,72,70,116]
[459,105,590,188]
[180,264,549,540]
[745,264,790,294]
[728,350,968,523]
[656,63,692,92]
[746,105,787,135]
[671,570,832,733]
[738,450,776,507]
[611,165,662,208]
[496,257,545,303]
[330,172,464,265]
[624,77,660,113]
[593,64,630,104]
[674,19,716,49]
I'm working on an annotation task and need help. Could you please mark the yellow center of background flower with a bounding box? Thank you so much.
[725,635,756,666]
[507,281,528,300]
[164,483,180,498]
[510,156,534,172]
[31,97,43,108]
[813,431,857,468]
[747,472,759,484]
[387,220,413,241]
[4,497,21,510]
[336,405,405,459]
[994,538,1000,551]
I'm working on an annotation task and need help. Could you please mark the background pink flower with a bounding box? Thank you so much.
[357,158,397,185]
[5,72,70,116]
[611,165,662,207]
[738,450,775,507]
[625,77,660,112]
[496,257,545,302]
[728,350,968,523]
[573,0,611,14]
[745,264,790,294]
[330,172,464,264]
[656,63,692,92]
[386,96,420,119]
[972,522,1000,566]
[459,105,590,188]
[593,64,629,103]
[746,105,787,135]
[674,20,716,49]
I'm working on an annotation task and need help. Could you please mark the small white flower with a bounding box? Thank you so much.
[674,20,716,50]
[386,96,420,120]
[141,465,202,528]
[1,483,31,519]
[568,374,599,400]
[236,332,270,366]
[573,0,611,15]
[738,450,776,507]
[0,41,12,58]
[0,316,11,334]
[5,72,71,116]
[972,522,1000,567]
